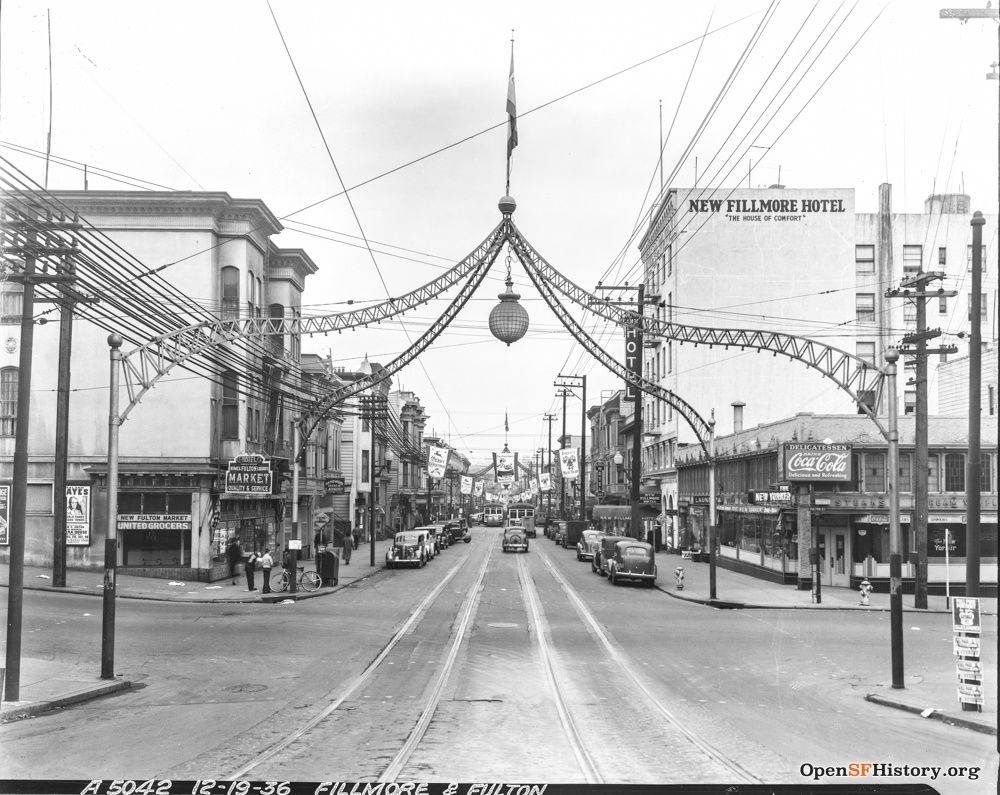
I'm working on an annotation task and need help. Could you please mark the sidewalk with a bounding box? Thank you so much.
[0,539,394,723]
[659,552,997,735]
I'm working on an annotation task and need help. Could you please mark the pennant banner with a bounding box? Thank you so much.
[559,448,580,481]
[460,475,473,495]
[473,480,484,497]
[540,473,552,492]
[427,446,449,479]
[497,451,515,485]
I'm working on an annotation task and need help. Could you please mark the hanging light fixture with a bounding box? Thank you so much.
[489,247,529,346]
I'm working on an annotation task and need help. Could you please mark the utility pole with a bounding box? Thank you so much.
[543,413,555,514]
[1,204,80,701]
[556,374,587,522]
[557,389,570,516]
[887,272,957,609]
[967,212,985,599]
[885,348,905,689]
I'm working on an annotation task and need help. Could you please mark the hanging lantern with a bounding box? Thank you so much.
[489,274,529,345]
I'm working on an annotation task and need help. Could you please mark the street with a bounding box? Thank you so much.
[1,527,995,791]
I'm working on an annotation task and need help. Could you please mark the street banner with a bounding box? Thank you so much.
[473,480,484,497]
[497,451,515,484]
[540,473,552,492]
[0,484,8,545]
[460,475,472,495]
[783,443,851,482]
[427,446,449,479]
[952,597,981,634]
[65,485,91,546]
[559,448,579,481]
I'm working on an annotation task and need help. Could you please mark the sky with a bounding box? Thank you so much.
[0,0,997,470]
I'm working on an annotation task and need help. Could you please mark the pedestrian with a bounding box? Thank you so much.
[260,548,274,594]
[245,549,258,591]
[342,529,352,565]
[352,525,361,550]
[226,536,242,585]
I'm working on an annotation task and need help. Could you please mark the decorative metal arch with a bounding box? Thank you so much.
[507,220,889,439]
[115,220,509,422]
[509,231,714,455]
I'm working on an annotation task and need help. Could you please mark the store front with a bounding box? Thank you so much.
[716,505,798,583]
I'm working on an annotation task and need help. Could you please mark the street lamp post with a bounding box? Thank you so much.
[885,348,904,689]
[708,411,717,601]
[101,334,124,680]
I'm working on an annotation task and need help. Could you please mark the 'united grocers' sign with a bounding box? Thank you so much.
[783,443,852,482]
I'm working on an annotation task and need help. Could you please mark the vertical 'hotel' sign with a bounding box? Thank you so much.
[623,322,640,401]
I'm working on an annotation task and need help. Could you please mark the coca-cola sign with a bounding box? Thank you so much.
[783,443,852,482]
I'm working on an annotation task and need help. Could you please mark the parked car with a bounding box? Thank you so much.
[561,520,588,550]
[502,520,529,553]
[414,525,440,558]
[385,530,428,569]
[470,512,483,526]
[444,520,470,544]
[435,523,451,550]
[607,539,656,587]
[576,529,603,562]
[594,533,628,575]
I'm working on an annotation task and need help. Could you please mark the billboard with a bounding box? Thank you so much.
[783,443,851,482]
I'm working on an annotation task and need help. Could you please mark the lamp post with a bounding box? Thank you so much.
[708,411,717,601]
[101,334,124,680]
[885,348,904,689]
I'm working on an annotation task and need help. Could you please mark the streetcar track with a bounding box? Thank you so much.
[537,548,764,784]
[516,555,603,784]
[223,543,488,779]
[378,539,495,781]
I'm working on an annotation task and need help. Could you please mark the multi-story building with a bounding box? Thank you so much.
[0,190,319,580]
[937,343,998,417]
[675,412,997,595]
[638,185,997,547]
[387,389,427,533]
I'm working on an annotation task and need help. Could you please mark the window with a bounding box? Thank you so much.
[898,453,912,493]
[246,407,254,442]
[855,293,875,324]
[989,385,996,416]
[981,453,993,493]
[855,245,875,272]
[268,304,284,354]
[903,301,916,325]
[938,247,947,266]
[667,243,673,276]
[221,266,240,320]
[865,452,886,492]
[966,244,986,271]
[902,245,922,276]
[1,367,17,437]
[968,293,987,320]
[26,483,53,514]
[926,454,939,493]
[856,342,876,367]
[904,390,916,415]
[1,288,23,324]
[944,453,965,492]
[221,371,239,440]
[361,449,369,483]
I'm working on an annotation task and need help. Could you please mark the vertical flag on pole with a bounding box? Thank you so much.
[506,37,517,194]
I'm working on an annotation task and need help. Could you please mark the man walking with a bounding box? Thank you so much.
[245,549,257,591]
[260,548,274,594]
[227,536,242,585]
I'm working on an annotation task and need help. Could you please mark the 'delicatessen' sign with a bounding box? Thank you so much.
[225,454,273,496]
[783,443,851,482]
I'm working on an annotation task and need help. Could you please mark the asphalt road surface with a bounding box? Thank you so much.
[1,527,996,792]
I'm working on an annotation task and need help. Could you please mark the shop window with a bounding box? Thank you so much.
[926,454,940,492]
[361,449,369,483]
[904,391,916,415]
[0,288,23,324]
[898,453,912,492]
[981,453,993,493]
[855,293,875,324]
[855,244,875,273]
[864,452,886,492]
[221,267,240,321]
[944,453,965,492]
[841,453,862,491]
[221,371,239,440]
[0,366,17,437]
[119,492,194,567]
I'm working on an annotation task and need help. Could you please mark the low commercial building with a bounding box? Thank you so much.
[676,413,997,595]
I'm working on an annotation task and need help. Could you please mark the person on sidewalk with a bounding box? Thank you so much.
[342,530,352,565]
[260,548,273,593]
[352,526,361,551]
[227,536,242,585]
[245,550,258,591]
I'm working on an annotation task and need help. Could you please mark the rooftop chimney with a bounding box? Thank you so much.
[731,400,746,434]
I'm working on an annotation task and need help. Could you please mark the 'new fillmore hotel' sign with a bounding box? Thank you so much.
[783,443,851,482]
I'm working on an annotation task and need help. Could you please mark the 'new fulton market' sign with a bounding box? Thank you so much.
[783,443,852,483]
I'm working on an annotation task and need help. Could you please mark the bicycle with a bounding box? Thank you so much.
[270,565,322,593]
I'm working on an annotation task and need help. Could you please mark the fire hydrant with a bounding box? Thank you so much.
[674,566,685,590]
[859,578,872,606]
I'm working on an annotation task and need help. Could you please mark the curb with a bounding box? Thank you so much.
[864,693,997,736]
[658,589,978,614]
[0,679,133,724]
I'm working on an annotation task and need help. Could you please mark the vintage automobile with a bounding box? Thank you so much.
[385,530,428,569]
[576,529,604,562]
[414,525,440,559]
[502,520,529,553]
[552,521,565,545]
[607,539,657,587]
[470,512,483,526]
[561,520,588,550]
[444,520,471,544]
[434,523,451,550]
[594,533,628,575]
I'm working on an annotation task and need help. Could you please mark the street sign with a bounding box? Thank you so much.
[225,455,273,496]
[747,489,793,505]
[952,597,981,634]
[952,596,983,710]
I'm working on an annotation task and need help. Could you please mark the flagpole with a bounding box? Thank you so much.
[505,31,516,196]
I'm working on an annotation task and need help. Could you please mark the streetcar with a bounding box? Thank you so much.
[483,505,504,526]
[506,501,537,537]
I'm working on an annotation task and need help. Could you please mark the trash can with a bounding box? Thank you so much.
[317,548,339,587]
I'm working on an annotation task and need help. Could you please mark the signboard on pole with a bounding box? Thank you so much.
[225,454,273,496]
[496,451,515,485]
[460,475,472,495]
[65,485,91,546]
[0,484,8,545]
[473,480,484,497]
[427,446,449,479]
[782,443,851,482]
[540,473,552,492]
[559,448,579,481]
[952,597,981,634]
